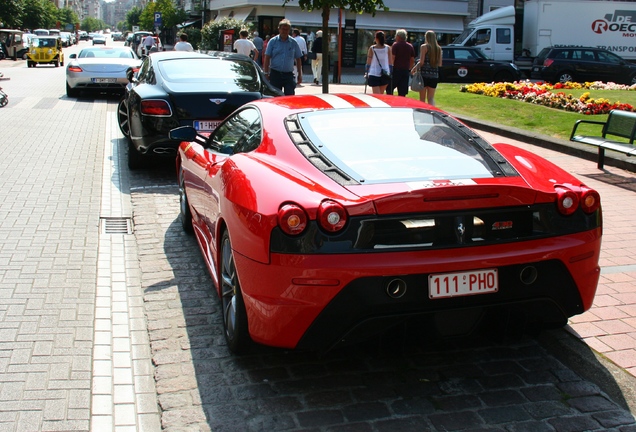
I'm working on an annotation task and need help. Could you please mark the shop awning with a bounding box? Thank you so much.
[177,19,202,29]
[355,11,465,33]
[232,7,255,23]
[284,9,340,28]
[213,10,232,22]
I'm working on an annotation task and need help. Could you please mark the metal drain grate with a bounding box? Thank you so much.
[101,217,133,235]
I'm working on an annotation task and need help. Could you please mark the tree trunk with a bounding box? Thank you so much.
[321,6,329,94]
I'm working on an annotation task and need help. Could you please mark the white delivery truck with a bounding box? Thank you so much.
[450,0,636,74]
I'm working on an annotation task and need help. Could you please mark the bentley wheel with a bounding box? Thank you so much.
[220,230,251,354]
[178,168,193,234]
[127,139,145,170]
[117,97,130,137]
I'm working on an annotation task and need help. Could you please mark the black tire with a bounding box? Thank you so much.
[27,61,34,68]
[117,97,130,137]
[557,71,574,84]
[127,138,145,170]
[220,230,252,354]
[55,59,60,68]
[0,96,7,107]
[493,71,514,82]
[66,82,79,98]
[178,168,194,234]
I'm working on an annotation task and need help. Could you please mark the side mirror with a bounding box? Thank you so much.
[69,53,77,59]
[169,126,199,142]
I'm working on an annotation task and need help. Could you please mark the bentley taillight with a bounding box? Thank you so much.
[141,99,172,116]
[278,203,307,236]
[317,200,347,233]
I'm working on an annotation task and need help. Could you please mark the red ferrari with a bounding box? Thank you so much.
[170,94,602,354]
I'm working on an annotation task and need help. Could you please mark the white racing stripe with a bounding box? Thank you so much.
[350,94,391,107]
[312,94,354,108]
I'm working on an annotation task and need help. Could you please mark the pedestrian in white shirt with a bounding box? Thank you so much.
[173,33,194,52]
[292,28,307,83]
[233,30,258,61]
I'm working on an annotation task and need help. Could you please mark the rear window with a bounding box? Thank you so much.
[157,58,257,83]
[534,48,551,62]
[79,48,135,59]
[297,108,502,183]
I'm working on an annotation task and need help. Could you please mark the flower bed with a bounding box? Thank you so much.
[459,80,636,115]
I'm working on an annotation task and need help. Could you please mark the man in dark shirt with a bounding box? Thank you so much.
[387,29,415,96]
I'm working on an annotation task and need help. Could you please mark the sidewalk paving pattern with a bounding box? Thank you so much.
[0,53,635,430]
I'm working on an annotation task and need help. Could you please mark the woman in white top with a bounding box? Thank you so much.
[364,31,393,94]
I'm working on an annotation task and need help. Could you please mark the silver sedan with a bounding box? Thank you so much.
[65,46,141,98]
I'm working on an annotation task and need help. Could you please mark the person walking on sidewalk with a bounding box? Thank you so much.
[173,33,193,52]
[387,29,415,96]
[412,30,442,106]
[365,31,392,94]
[234,30,259,61]
[263,19,303,95]
[311,30,323,85]
[292,28,308,84]
[252,31,264,65]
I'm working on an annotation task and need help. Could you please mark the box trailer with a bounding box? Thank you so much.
[451,0,636,68]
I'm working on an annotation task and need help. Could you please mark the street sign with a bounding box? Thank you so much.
[154,12,162,27]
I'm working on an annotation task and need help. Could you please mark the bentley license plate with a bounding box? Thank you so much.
[429,269,498,299]
[194,120,220,131]
[92,78,116,83]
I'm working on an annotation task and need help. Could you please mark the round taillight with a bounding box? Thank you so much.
[556,187,579,216]
[580,188,601,214]
[317,200,347,233]
[277,204,308,236]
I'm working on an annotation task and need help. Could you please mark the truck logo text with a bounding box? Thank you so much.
[592,10,636,34]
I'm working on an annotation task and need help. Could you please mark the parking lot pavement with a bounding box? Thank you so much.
[1,61,635,430]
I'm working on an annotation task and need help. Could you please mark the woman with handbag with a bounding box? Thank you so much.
[411,30,443,106]
[365,31,393,94]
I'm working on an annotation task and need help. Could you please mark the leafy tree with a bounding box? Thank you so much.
[126,7,142,31]
[0,0,25,29]
[81,16,106,32]
[21,0,58,30]
[283,0,388,92]
[139,0,187,38]
[57,7,79,31]
[200,18,252,51]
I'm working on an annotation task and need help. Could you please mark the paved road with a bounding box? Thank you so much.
[0,42,635,431]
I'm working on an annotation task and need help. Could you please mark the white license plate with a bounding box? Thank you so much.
[92,78,116,83]
[533,67,539,72]
[194,120,220,131]
[429,269,498,299]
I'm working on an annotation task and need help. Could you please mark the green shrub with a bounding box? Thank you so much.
[200,18,252,51]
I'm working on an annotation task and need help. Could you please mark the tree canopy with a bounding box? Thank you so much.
[200,18,253,52]
[138,0,187,33]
